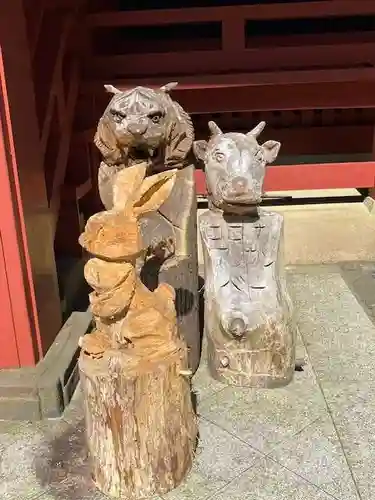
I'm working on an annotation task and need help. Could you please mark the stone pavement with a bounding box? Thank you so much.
[1,263,375,500]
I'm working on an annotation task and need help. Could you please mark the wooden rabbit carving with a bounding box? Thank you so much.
[78,162,179,359]
[78,161,197,499]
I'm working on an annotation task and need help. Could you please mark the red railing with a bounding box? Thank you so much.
[81,1,375,194]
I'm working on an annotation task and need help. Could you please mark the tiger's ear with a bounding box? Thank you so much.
[94,119,122,165]
[160,82,178,93]
[104,84,122,95]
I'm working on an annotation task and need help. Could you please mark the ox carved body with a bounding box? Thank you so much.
[195,121,296,387]
[94,82,200,372]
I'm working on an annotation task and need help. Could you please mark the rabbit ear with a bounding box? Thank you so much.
[133,170,177,217]
[112,163,147,211]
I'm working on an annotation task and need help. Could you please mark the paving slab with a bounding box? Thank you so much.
[288,269,375,500]
[287,272,375,386]
[1,265,375,499]
[267,416,359,500]
[210,457,337,500]
[199,354,327,454]
[162,419,261,500]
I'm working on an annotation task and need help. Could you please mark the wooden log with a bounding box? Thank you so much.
[94,84,201,372]
[79,336,197,499]
[78,163,198,497]
[200,209,296,387]
[195,121,296,387]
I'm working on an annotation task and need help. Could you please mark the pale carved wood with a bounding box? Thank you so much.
[195,121,296,387]
[94,83,200,372]
[78,162,197,498]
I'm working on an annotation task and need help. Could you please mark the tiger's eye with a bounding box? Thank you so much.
[149,112,163,124]
[110,109,125,122]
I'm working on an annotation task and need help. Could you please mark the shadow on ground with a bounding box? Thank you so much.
[33,418,100,500]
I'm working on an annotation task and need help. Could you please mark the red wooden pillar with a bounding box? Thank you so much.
[0,0,62,367]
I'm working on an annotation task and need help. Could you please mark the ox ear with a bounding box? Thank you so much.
[160,82,178,93]
[193,140,209,162]
[262,140,281,164]
[104,84,122,95]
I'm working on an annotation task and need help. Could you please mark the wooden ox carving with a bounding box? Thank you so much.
[194,121,296,387]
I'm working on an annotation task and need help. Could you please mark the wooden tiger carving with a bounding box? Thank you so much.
[92,82,201,373]
[95,82,194,209]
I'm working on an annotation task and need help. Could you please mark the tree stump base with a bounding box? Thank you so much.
[79,335,197,499]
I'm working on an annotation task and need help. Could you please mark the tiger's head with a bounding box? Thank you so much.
[94,82,194,170]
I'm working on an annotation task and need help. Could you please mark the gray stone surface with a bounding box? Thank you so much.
[288,269,375,500]
[211,457,337,500]
[1,265,375,499]
[199,357,326,453]
[163,419,261,500]
[287,272,375,386]
[267,416,359,499]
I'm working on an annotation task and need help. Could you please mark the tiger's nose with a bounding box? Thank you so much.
[127,122,148,135]
[230,176,248,195]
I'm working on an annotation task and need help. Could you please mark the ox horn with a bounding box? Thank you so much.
[208,121,223,136]
[248,121,266,138]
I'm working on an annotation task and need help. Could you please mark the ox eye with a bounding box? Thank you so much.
[149,112,163,123]
[214,151,225,162]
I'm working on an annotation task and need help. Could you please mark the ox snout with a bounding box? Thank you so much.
[221,176,261,205]
[229,176,248,196]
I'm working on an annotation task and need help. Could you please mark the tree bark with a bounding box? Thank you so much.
[79,337,197,499]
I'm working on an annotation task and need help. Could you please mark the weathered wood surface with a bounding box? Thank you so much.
[195,121,296,387]
[78,162,197,498]
[79,338,196,499]
[95,83,200,372]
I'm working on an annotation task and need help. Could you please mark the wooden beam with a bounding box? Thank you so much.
[222,15,245,52]
[40,14,75,160]
[195,162,375,194]
[85,80,375,114]
[50,60,80,230]
[82,68,375,94]
[173,81,375,113]
[77,125,373,157]
[87,2,375,27]
[76,178,92,200]
[88,43,375,79]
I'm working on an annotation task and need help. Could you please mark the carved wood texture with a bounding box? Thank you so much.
[197,121,296,387]
[95,85,200,372]
[78,162,197,498]
[200,209,296,387]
